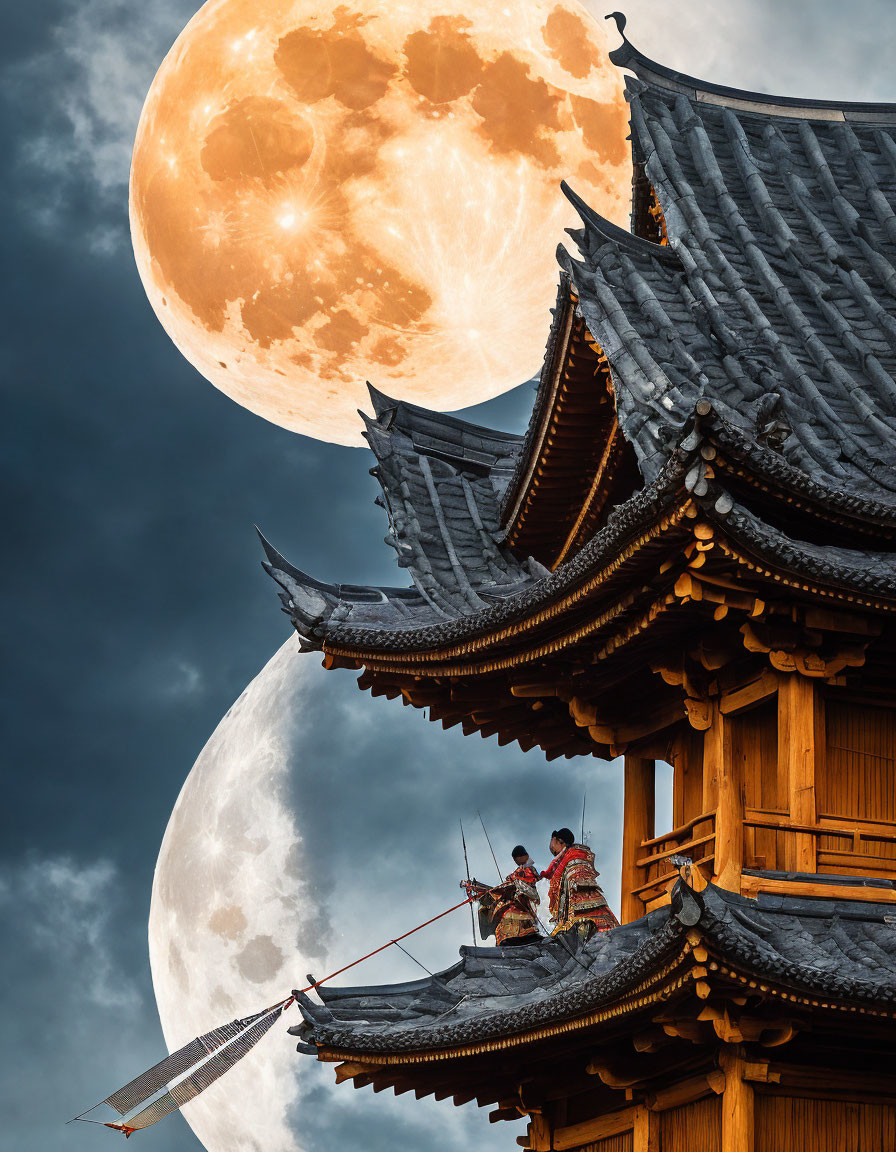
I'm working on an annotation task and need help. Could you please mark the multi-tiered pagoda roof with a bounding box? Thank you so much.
[263,29,896,764]
[292,878,896,1109]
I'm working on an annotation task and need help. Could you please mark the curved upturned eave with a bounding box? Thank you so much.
[561,181,678,265]
[610,35,896,123]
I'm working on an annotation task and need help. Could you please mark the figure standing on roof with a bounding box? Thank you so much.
[541,828,619,940]
[464,846,542,947]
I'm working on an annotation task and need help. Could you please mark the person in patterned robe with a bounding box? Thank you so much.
[465,846,542,946]
[541,828,619,940]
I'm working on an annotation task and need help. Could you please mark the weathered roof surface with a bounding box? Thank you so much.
[265,435,896,655]
[562,33,896,494]
[360,388,534,616]
[292,881,896,1056]
[260,391,543,647]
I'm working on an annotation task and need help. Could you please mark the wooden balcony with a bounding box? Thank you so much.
[625,808,896,917]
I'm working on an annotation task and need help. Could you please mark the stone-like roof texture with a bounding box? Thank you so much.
[360,387,535,617]
[259,388,546,647]
[292,881,896,1057]
[564,34,896,492]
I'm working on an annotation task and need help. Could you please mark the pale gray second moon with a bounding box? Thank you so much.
[147,631,631,1152]
[148,637,317,1152]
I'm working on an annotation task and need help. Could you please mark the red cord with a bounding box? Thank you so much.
[296,882,504,995]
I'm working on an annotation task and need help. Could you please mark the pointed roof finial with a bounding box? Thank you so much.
[605,11,627,37]
[366,382,400,418]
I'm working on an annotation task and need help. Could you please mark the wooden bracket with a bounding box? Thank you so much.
[334,1060,382,1085]
[644,1069,725,1111]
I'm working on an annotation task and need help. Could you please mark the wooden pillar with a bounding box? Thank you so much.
[633,1103,658,1151]
[720,1047,754,1152]
[705,703,742,891]
[523,1112,552,1151]
[778,674,818,873]
[621,756,655,923]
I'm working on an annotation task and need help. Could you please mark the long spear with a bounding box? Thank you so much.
[478,810,503,881]
[460,819,477,947]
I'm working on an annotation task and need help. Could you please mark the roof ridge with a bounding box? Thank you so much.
[360,392,523,449]
[608,28,896,121]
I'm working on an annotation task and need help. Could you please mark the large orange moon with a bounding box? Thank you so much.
[130,0,630,445]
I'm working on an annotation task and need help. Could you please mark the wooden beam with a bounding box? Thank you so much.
[334,1060,382,1084]
[672,727,704,829]
[644,1069,725,1111]
[778,674,818,873]
[720,669,778,716]
[632,1103,659,1151]
[552,1107,635,1150]
[705,702,741,891]
[740,875,896,903]
[622,756,655,923]
[518,1112,552,1151]
[719,1047,754,1152]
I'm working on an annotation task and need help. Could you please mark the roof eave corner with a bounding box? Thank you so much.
[256,527,337,652]
[605,11,637,70]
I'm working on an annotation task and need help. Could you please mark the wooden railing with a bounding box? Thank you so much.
[744,810,896,877]
[628,808,896,912]
[632,811,716,907]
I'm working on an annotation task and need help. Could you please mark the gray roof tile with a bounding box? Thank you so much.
[292,882,896,1057]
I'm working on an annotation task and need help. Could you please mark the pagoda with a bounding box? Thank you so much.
[262,23,896,1152]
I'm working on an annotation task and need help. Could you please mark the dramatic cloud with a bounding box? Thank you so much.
[4,0,193,246]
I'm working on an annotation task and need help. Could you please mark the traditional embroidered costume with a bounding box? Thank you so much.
[466,863,541,946]
[541,844,618,939]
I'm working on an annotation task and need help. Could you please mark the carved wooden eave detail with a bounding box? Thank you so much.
[501,294,641,571]
[313,497,896,760]
[313,928,896,1105]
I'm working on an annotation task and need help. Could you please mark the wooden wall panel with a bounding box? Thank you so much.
[579,1134,633,1152]
[659,1095,721,1152]
[672,729,704,829]
[821,700,896,822]
[820,700,896,869]
[734,699,783,870]
[756,1094,896,1151]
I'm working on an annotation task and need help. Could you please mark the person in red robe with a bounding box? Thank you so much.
[541,828,619,939]
[464,846,542,946]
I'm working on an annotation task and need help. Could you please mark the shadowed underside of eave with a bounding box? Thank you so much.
[307,488,896,762]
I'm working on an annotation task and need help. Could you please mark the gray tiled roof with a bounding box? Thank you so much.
[262,442,896,652]
[291,882,896,1056]
[564,36,896,491]
[258,388,545,649]
[360,388,535,616]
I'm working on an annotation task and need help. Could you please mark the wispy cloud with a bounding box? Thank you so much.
[1,856,139,1009]
[5,0,193,246]
[0,853,197,1151]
